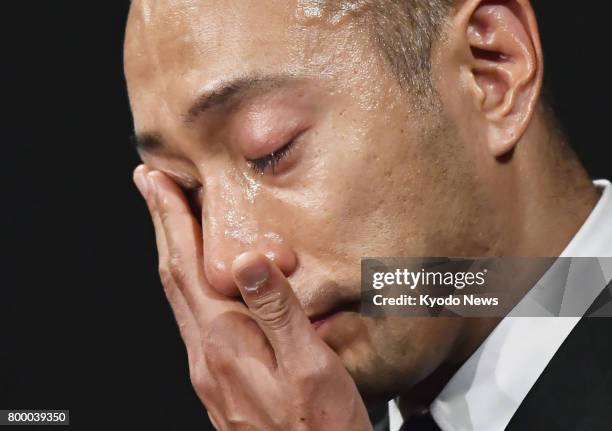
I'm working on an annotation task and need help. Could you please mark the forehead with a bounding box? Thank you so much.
[126,0,295,75]
[124,0,368,122]
[123,1,284,123]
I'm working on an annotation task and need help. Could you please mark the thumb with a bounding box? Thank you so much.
[232,251,318,362]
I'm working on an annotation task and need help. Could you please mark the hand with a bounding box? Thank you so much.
[133,165,372,431]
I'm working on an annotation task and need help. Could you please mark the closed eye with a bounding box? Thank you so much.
[247,138,297,174]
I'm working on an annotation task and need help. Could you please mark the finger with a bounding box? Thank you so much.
[232,251,319,363]
[134,165,170,265]
[134,165,204,371]
[133,164,150,202]
[146,169,239,324]
[207,411,219,430]
[152,209,205,375]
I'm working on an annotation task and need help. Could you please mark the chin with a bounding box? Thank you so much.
[315,313,399,401]
[349,360,409,405]
[322,314,436,404]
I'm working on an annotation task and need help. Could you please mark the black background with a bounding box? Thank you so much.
[1,2,610,430]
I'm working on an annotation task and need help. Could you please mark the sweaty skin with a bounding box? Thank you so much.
[125,0,599,427]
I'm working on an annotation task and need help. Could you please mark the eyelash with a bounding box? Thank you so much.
[247,138,297,174]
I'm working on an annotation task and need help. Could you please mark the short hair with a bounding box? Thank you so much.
[338,0,454,101]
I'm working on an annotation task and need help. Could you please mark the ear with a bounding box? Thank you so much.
[453,0,543,157]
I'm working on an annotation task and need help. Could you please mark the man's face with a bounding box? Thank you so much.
[125,0,484,400]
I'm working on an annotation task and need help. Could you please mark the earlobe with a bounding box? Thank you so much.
[461,0,543,157]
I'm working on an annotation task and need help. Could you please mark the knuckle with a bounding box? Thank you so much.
[225,415,254,430]
[168,254,189,285]
[207,411,221,431]
[201,326,234,375]
[198,313,255,380]
[251,292,292,330]
[200,327,220,353]
[187,355,218,402]
[159,208,172,224]
[204,348,234,378]
[194,381,219,415]
[293,352,335,386]
[189,361,207,390]
[158,264,174,287]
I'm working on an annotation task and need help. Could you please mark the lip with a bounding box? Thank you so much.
[308,300,360,332]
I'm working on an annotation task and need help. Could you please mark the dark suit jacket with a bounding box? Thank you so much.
[506,283,612,430]
[371,282,612,431]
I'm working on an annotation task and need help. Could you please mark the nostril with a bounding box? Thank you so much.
[258,246,297,278]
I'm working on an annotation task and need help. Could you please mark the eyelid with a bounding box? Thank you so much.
[247,135,299,174]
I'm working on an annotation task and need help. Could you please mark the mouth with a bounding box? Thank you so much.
[308,300,360,331]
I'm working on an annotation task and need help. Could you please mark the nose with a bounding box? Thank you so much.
[200,182,298,298]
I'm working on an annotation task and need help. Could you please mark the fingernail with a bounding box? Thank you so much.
[235,259,269,294]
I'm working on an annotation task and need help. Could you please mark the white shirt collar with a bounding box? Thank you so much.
[390,179,612,431]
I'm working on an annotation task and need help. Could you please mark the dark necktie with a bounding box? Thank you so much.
[399,411,441,431]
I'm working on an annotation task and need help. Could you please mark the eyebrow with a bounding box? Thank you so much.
[132,74,292,153]
[131,131,165,153]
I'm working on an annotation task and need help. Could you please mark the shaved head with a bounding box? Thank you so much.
[128,0,453,101]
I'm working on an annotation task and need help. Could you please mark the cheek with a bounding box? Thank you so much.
[385,318,463,372]
[260,101,437,259]
[330,315,462,398]
[291,130,425,256]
